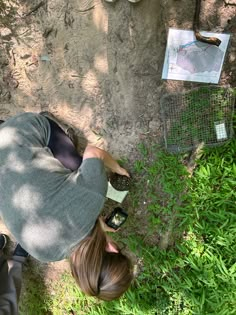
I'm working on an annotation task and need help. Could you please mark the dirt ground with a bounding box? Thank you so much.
[0,0,236,296]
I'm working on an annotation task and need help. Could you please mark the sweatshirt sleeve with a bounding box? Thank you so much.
[78,158,108,196]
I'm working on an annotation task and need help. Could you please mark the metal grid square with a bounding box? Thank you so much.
[161,86,235,153]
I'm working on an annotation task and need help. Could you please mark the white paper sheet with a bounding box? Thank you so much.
[106,182,128,203]
[162,29,230,84]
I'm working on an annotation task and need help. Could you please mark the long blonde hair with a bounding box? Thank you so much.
[70,219,133,301]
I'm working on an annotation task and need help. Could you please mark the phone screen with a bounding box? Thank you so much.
[106,207,128,229]
[111,213,126,226]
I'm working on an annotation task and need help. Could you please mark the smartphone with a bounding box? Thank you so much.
[105,207,128,230]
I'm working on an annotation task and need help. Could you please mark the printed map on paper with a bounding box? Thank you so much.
[162,29,230,83]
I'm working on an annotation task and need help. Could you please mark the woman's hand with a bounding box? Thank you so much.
[115,165,130,178]
[83,145,130,178]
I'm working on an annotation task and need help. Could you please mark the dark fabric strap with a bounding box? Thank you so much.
[46,118,82,171]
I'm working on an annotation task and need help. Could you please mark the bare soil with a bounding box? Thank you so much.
[0,0,236,306]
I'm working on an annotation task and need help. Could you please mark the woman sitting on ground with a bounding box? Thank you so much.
[0,112,133,301]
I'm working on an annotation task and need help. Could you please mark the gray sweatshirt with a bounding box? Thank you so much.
[0,112,107,262]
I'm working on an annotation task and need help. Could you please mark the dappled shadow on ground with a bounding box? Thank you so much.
[1,0,235,152]
[0,0,236,313]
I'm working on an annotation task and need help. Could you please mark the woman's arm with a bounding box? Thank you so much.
[83,145,130,177]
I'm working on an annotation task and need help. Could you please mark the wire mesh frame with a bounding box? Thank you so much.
[160,86,235,153]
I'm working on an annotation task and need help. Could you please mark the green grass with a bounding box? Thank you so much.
[20,135,236,315]
[134,140,236,314]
